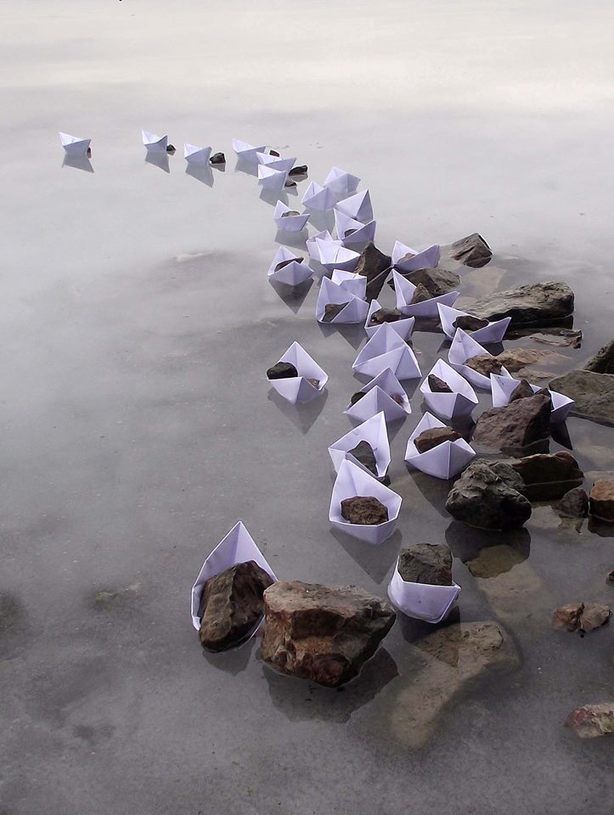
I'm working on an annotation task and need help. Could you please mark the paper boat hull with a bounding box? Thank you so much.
[388,570,460,623]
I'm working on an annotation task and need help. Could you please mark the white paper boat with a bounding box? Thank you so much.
[364,299,415,339]
[345,368,411,423]
[419,359,478,421]
[388,564,461,623]
[405,412,475,479]
[490,373,574,424]
[190,521,277,631]
[142,130,168,152]
[392,270,459,318]
[437,303,511,344]
[184,143,212,165]
[302,181,336,212]
[273,201,310,233]
[353,323,421,380]
[267,341,328,404]
[256,152,296,173]
[328,412,391,478]
[315,240,360,272]
[329,459,402,545]
[448,328,511,390]
[392,241,441,273]
[334,190,373,224]
[330,269,368,298]
[258,164,288,192]
[306,230,337,262]
[232,139,266,161]
[267,246,313,286]
[316,278,369,324]
[324,166,361,196]
[59,132,91,156]
[334,210,377,247]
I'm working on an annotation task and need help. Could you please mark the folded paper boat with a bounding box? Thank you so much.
[334,189,373,224]
[324,166,361,197]
[328,412,391,478]
[232,139,267,161]
[364,299,415,339]
[306,230,337,262]
[353,323,421,380]
[330,269,367,298]
[419,358,478,421]
[142,130,168,152]
[184,143,212,165]
[316,278,369,325]
[334,210,377,247]
[256,152,296,174]
[437,303,511,344]
[302,181,336,212]
[388,563,461,623]
[314,239,360,272]
[273,201,310,233]
[267,341,328,404]
[329,459,402,545]
[405,411,476,479]
[190,521,277,631]
[258,164,288,192]
[267,246,313,286]
[490,373,574,424]
[392,270,459,318]
[344,368,411,423]
[392,241,441,273]
[448,328,511,390]
[59,132,91,156]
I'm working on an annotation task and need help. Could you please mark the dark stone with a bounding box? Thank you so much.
[261,581,396,687]
[512,452,583,501]
[269,149,281,157]
[509,379,535,402]
[209,152,226,164]
[445,459,532,530]
[405,267,461,297]
[414,426,461,453]
[589,480,614,523]
[350,391,366,406]
[390,393,406,406]
[341,496,388,525]
[323,302,349,322]
[410,282,433,304]
[585,339,614,374]
[198,561,274,651]
[86,147,92,158]
[465,355,503,376]
[281,210,300,218]
[166,144,176,154]
[449,233,492,268]
[557,487,589,518]
[397,543,453,586]
[428,374,452,393]
[472,394,551,452]
[453,315,489,332]
[566,703,614,739]
[471,281,574,327]
[347,441,378,477]
[267,361,298,380]
[607,570,614,585]
[288,164,308,177]
[344,229,358,237]
[354,243,392,301]
[549,370,614,426]
[370,307,403,325]
[274,257,303,272]
[284,179,297,188]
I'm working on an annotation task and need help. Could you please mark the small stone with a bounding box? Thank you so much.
[589,480,614,523]
[397,543,453,586]
[450,233,492,268]
[370,307,403,325]
[350,391,365,406]
[414,426,461,453]
[410,282,432,304]
[274,257,303,272]
[284,179,297,188]
[267,361,298,380]
[323,302,349,322]
[557,487,589,518]
[341,496,388,525]
[281,210,300,218]
[427,374,452,393]
[566,703,614,739]
[269,149,281,157]
[509,379,535,402]
[166,144,176,154]
[552,603,584,631]
[453,315,489,332]
[512,451,583,501]
[579,603,611,633]
[209,152,226,164]
[288,164,308,177]
[465,355,503,376]
[472,394,551,452]
[346,441,378,477]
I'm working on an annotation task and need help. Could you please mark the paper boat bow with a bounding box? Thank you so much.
[256,152,296,173]
[302,181,336,212]
[388,564,460,623]
[258,164,288,192]
[344,368,411,423]
[419,358,478,421]
[438,303,511,344]
[59,132,91,156]
[273,201,310,233]
[316,278,369,324]
[267,246,313,286]
[334,211,377,247]
[448,328,511,390]
[392,270,459,318]
[328,412,391,477]
[405,412,475,479]
[365,299,415,339]
[314,239,360,272]
[184,143,212,165]
[334,189,373,224]
[232,139,267,161]
[392,241,441,273]
[306,230,337,261]
[490,373,574,424]
[267,341,328,404]
[324,166,361,197]
[142,130,168,152]
[353,323,421,380]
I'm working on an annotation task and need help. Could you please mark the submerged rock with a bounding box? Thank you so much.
[557,487,589,518]
[267,361,298,380]
[261,581,396,687]
[465,354,503,376]
[472,394,551,453]
[512,452,583,501]
[428,374,452,393]
[209,151,226,164]
[471,281,574,327]
[589,480,614,523]
[323,302,349,322]
[585,339,614,374]
[341,496,388,525]
[346,440,378,476]
[445,459,531,530]
[405,267,461,297]
[449,233,492,268]
[549,370,614,426]
[453,315,489,332]
[397,543,453,586]
[354,242,392,301]
[566,703,614,739]
[414,426,461,453]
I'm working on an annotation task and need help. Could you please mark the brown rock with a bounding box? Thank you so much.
[410,282,432,305]
[566,703,614,739]
[465,355,503,376]
[453,315,489,332]
[404,267,461,297]
[341,496,388,525]
[557,487,589,518]
[397,543,453,586]
[585,339,614,374]
[445,459,531,530]
[370,307,402,325]
[579,603,611,633]
[512,452,583,501]
[354,243,391,301]
[589,480,614,523]
[346,441,378,477]
[472,394,551,453]
[509,379,535,402]
[449,233,492,268]
[267,361,298,380]
[323,302,349,322]
[552,603,584,631]
[471,281,574,327]
[549,370,614,427]
[414,426,461,453]
[428,374,452,393]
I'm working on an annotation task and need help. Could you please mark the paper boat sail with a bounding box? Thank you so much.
[59,132,91,156]
[142,130,168,152]
[256,152,296,173]
[391,241,441,273]
[334,189,373,224]
[324,166,361,196]
[353,323,421,380]
[232,139,267,161]
[302,181,336,212]
[273,201,310,232]
[392,270,459,318]
[267,246,313,286]
[437,303,511,344]
[184,143,212,165]
[258,164,288,192]
[344,368,411,423]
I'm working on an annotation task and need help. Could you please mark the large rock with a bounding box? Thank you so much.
[557,487,589,518]
[549,370,614,426]
[354,242,391,301]
[589,480,614,523]
[449,233,492,268]
[445,459,532,530]
[512,451,583,501]
[471,281,574,327]
[472,394,551,453]
[403,266,461,296]
[198,561,274,651]
[566,703,614,739]
[397,543,453,586]
[260,581,396,687]
[585,339,614,373]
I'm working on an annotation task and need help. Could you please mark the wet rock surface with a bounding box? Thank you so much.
[449,233,492,268]
[566,703,614,739]
[354,242,391,301]
[471,281,574,327]
[404,267,460,297]
[346,440,378,476]
[397,543,453,585]
[465,354,503,376]
[589,480,614,522]
[323,302,349,322]
[369,307,402,324]
[453,314,489,332]
[552,602,611,634]
[584,339,614,373]
[472,394,551,453]
[446,459,531,530]
[549,370,614,426]
[557,487,589,518]
[414,426,461,453]
[260,581,396,687]
[267,361,298,380]
[512,452,583,501]
[341,496,389,525]
[427,374,452,393]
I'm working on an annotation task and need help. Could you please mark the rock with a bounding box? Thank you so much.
[509,379,535,402]
[552,602,610,633]
[269,149,281,157]
[496,348,550,374]
[198,561,274,651]
[472,394,551,453]
[86,147,92,158]
[274,257,303,272]
[607,570,614,585]
[390,393,406,406]
[405,267,461,297]
[528,329,582,348]
[341,496,388,525]
[209,151,226,164]
[512,452,583,501]
[552,603,584,631]
[354,243,391,301]
[471,281,574,327]
[566,703,614,739]
[589,480,614,523]
[347,441,378,476]
[465,354,503,376]
[267,361,298,380]
[166,144,176,154]
[585,339,614,374]
[370,307,402,325]
[428,374,452,393]
[323,302,349,322]
[557,487,589,518]
[288,164,308,177]
[284,180,297,189]
[397,543,453,586]
[414,426,461,453]
[349,391,365,406]
[261,581,396,687]
[549,370,614,426]
[343,229,357,237]
[445,459,532,530]
[449,233,492,268]
[281,210,300,218]
[410,282,433,304]
[579,603,611,633]
[453,315,489,332]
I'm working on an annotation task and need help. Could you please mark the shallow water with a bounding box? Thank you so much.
[1,1,613,813]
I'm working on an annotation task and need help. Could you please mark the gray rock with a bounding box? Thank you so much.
[449,233,492,268]
[549,370,614,426]
[512,452,583,501]
[354,242,391,301]
[557,487,589,518]
[566,703,614,739]
[369,307,403,325]
[472,394,551,453]
[397,543,453,586]
[346,440,378,476]
[471,281,574,327]
[410,282,433,304]
[509,379,535,402]
[585,339,614,374]
[404,266,461,297]
[288,164,308,177]
[209,151,226,164]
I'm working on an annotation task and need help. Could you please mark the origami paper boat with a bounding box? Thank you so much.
[334,190,373,224]
[328,412,391,478]
[490,373,574,424]
[306,230,337,261]
[330,269,367,298]
[329,459,402,545]
[419,358,478,421]
[256,152,296,174]
[353,323,421,380]
[301,181,336,212]
[190,520,277,631]
[438,303,511,344]
[364,299,415,340]
[267,341,328,404]
[324,166,361,197]
[267,246,313,286]
[392,270,460,318]
[258,164,288,192]
[391,241,441,273]
[58,132,91,156]
[142,130,168,152]
[316,278,369,324]
[448,328,511,390]
[334,210,377,247]
[314,240,360,272]
[388,563,461,623]
[405,412,476,479]
[232,138,267,161]
[273,201,310,233]
[344,368,411,423]
[184,143,212,165]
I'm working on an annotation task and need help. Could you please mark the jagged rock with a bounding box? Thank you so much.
[428,374,452,393]
[509,379,535,402]
[549,370,614,426]
[354,243,391,301]
[267,361,298,380]
[341,496,388,525]
[589,480,614,523]
[405,267,461,297]
[557,487,589,518]
[445,459,532,530]
[453,315,489,332]
[209,151,226,164]
[566,703,614,739]
[529,329,582,348]
[465,355,503,376]
[512,452,583,501]
[472,394,551,453]
[347,441,378,476]
[198,561,274,651]
[449,233,492,268]
[370,307,402,325]
[323,302,349,322]
[288,164,308,177]
[397,543,453,586]
[585,339,614,374]
[580,603,611,632]
[166,144,176,154]
[349,391,365,406]
[414,426,461,453]
[552,603,584,631]
[261,581,396,687]
[471,281,574,327]
[410,282,432,304]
